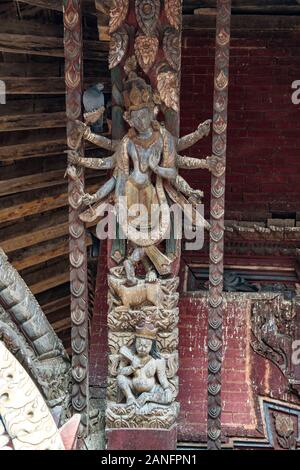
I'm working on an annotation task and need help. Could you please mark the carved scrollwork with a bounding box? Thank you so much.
[163,28,181,71]
[109,28,129,69]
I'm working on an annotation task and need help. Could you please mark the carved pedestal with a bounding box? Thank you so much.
[105,269,179,449]
[107,426,177,451]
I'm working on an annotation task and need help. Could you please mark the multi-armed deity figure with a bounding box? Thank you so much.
[69,57,218,287]
[68,56,219,428]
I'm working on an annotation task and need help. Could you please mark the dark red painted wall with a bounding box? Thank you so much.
[180,29,300,222]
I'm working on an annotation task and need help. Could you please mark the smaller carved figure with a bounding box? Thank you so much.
[117,320,172,408]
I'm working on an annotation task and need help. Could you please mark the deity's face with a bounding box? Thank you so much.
[130,107,152,133]
[135,337,153,357]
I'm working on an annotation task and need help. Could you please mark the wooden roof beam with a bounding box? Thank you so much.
[16,0,97,15]
[0,33,108,59]
[0,183,99,223]
[184,13,300,30]
[3,77,110,95]
[0,111,66,132]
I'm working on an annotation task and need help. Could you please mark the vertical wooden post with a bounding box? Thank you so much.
[63,0,89,421]
[207,0,231,450]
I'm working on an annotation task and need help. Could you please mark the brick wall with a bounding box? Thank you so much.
[181,29,300,222]
[177,295,258,442]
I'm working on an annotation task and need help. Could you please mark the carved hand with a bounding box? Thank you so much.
[131,357,141,370]
[198,119,212,137]
[81,193,97,206]
[67,150,81,166]
[75,119,89,138]
[149,151,161,171]
[189,189,204,202]
[206,155,225,176]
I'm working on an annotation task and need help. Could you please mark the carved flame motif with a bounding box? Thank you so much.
[109,29,129,69]
[135,0,160,36]
[134,35,159,73]
[215,70,228,91]
[157,71,179,112]
[163,28,181,71]
[165,0,182,31]
[109,0,129,34]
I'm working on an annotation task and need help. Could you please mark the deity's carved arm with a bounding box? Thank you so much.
[87,176,116,205]
[176,154,221,175]
[153,165,177,181]
[177,119,212,152]
[75,120,119,151]
[68,149,117,170]
[118,365,134,377]
[173,175,204,200]
[156,359,171,390]
[176,154,209,170]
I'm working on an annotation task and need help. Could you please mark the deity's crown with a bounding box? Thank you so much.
[135,319,157,341]
[123,56,156,112]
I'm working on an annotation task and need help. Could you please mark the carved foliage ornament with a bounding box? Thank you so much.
[135,0,160,36]
[157,71,180,112]
[273,412,296,450]
[134,35,159,74]
[109,28,129,69]
[163,28,181,71]
[165,0,182,31]
[109,0,129,34]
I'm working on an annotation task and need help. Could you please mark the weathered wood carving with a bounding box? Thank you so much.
[207,0,231,450]
[63,0,89,421]
[251,295,300,397]
[68,46,219,430]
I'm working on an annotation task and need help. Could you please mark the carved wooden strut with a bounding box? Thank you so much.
[63,0,89,423]
[207,0,232,450]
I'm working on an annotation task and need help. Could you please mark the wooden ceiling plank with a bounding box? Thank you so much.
[0,138,67,161]
[11,239,70,271]
[0,33,108,59]
[0,111,66,132]
[16,0,97,16]
[0,221,69,253]
[0,169,66,196]
[3,76,110,95]
[11,235,92,271]
[0,183,99,223]
[29,272,70,295]
[42,295,70,315]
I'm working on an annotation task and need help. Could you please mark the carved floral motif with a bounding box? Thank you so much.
[134,35,159,73]
[163,28,181,71]
[157,71,180,112]
[109,0,129,34]
[273,412,296,450]
[135,0,160,36]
